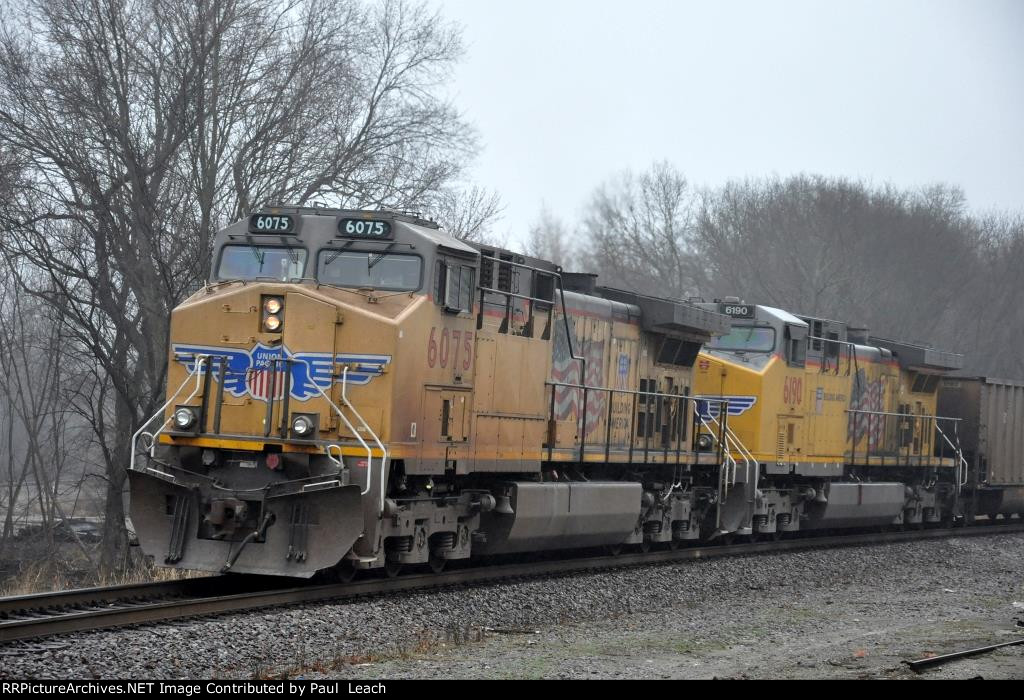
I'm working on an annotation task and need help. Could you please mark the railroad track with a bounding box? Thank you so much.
[3,522,1023,646]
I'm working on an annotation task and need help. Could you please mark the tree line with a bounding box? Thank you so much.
[531,163,1023,380]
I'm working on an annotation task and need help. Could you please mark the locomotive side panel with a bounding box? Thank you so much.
[546,291,710,467]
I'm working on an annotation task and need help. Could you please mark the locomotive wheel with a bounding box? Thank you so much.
[638,540,652,554]
[668,538,681,551]
[428,553,447,574]
[384,560,403,578]
[335,560,357,583]
[606,544,623,556]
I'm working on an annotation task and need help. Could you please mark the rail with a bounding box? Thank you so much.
[475,255,560,341]
[544,381,729,466]
[339,367,389,515]
[907,637,1024,672]
[542,380,747,531]
[934,419,969,489]
[697,412,737,527]
[281,353,372,481]
[130,356,208,472]
[845,408,966,481]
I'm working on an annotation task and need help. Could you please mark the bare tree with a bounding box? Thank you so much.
[958,213,1024,377]
[0,264,95,567]
[527,203,574,268]
[695,175,980,345]
[429,185,504,244]
[0,0,479,572]
[580,161,706,298]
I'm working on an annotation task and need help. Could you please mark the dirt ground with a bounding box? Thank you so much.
[314,536,1024,680]
[332,600,1024,680]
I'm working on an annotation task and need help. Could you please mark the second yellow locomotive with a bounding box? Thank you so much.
[691,301,964,536]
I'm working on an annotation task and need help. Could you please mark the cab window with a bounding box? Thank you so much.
[435,261,475,313]
[707,325,776,353]
[317,251,422,291]
[217,245,307,281]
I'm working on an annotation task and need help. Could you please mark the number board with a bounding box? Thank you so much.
[339,218,393,239]
[719,303,755,319]
[248,213,297,234]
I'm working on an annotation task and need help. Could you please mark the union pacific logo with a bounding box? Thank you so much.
[695,395,758,419]
[171,343,390,403]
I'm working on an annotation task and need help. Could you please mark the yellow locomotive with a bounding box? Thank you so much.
[128,207,972,579]
[692,301,965,536]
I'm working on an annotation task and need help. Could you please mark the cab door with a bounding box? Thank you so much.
[420,389,470,472]
[776,415,804,466]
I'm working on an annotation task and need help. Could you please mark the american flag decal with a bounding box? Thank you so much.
[246,368,288,401]
[550,318,607,438]
[848,369,885,448]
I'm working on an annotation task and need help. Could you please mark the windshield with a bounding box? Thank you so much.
[708,325,776,353]
[317,251,422,291]
[217,245,306,281]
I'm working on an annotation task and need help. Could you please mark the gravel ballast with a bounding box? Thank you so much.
[1,533,1022,679]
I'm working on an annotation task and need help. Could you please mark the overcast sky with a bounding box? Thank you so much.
[436,0,1024,248]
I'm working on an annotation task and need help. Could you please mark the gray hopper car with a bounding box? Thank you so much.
[939,377,1024,518]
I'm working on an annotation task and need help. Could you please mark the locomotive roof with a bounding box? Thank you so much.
[256,204,442,228]
[759,306,807,327]
[870,336,963,372]
[215,207,472,257]
[596,287,731,338]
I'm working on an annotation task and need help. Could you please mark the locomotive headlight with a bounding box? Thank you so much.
[696,434,713,451]
[291,413,317,438]
[292,415,313,436]
[260,295,284,333]
[173,407,197,430]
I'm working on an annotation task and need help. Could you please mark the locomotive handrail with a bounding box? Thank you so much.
[845,408,962,421]
[701,410,756,484]
[697,412,737,529]
[846,407,967,486]
[934,420,969,489]
[544,380,730,466]
[284,355,376,495]
[340,367,389,517]
[478,257,585,399]
[130,356,209,473]
[700,413,753,489]
[544,380,727,404]
[695,412,732,482]
[724,422,758,491]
